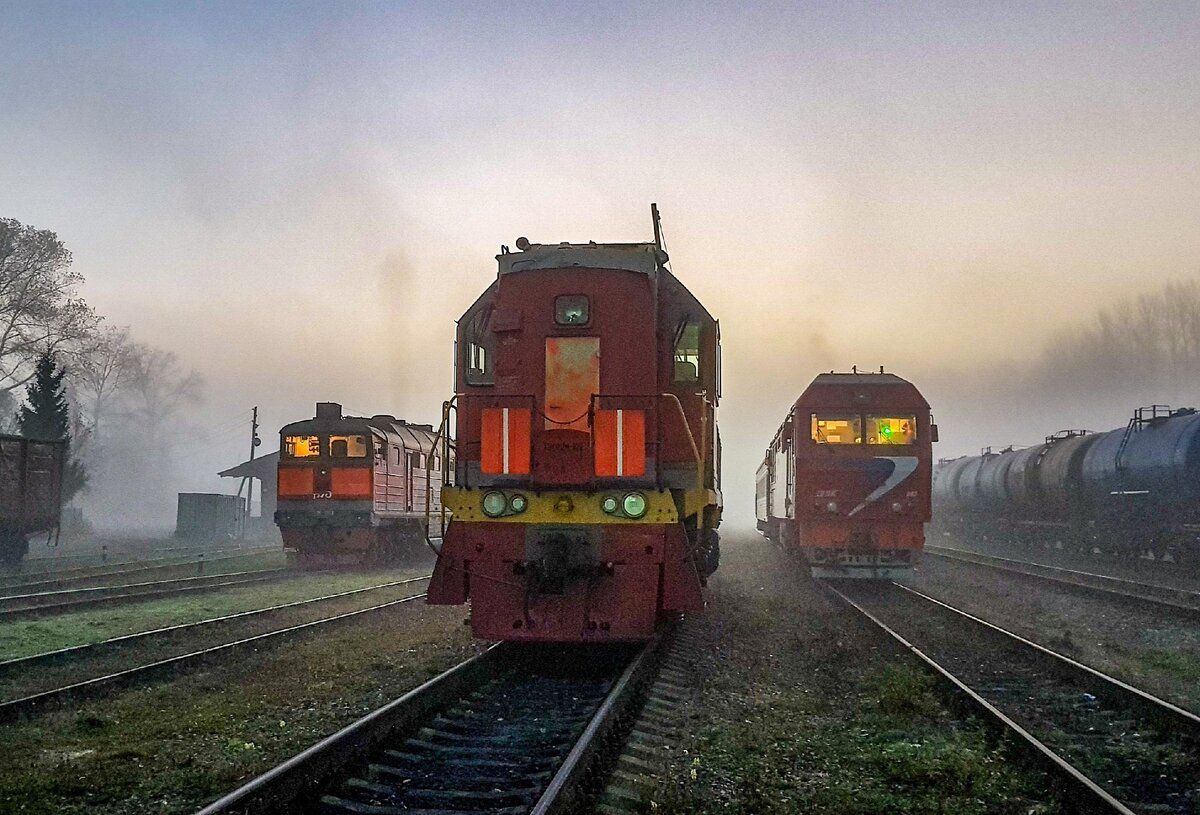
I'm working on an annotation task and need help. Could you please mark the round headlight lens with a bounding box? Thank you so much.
[509,494,528,513]
[601,496,619,514]
[622,492,648,519]
[482,491,507,517]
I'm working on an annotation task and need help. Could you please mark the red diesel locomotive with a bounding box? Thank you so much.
[427,214,722,641]
[276,402,445,565]
[756,371,935,577]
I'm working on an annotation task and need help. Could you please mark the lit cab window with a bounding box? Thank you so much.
[866,415,916,445]
[811,415,862,445]
[555,295,589,326]
[329,435,368,458]
[284,435,320,457]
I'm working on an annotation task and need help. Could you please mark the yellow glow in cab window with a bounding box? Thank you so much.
[329,434,368,458]
[867,415,916,445]
[285,435,320,457]
[812,414,862,445]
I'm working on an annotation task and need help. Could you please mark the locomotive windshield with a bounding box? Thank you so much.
[810,414,918,445]
[284,435,320,457]
[811,415,861,444]
[866,415,916,445]
[330,435,368,458]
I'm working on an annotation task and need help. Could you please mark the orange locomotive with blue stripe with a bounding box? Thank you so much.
[426,214,721,642]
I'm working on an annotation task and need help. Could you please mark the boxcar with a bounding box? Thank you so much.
[0,435,65,565]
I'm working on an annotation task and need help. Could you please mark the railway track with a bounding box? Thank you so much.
[0,567,298,620]
[194,628,674,815]
[0,576,432,722]
[0,548,283,594]
[826,580,1200,814]
[2,542,280,583]
[926,544,1200,616]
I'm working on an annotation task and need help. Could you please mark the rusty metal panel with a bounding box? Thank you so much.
[544,337,598,431]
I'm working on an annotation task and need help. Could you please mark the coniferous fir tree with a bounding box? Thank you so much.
[17,352,86,500]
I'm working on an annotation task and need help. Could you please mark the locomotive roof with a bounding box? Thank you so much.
[496,241,667,276]
[809,372,911,386]
[281,404,438,451]
[793,371,929,411]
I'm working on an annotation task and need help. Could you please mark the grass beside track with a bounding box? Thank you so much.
[0,599,477,814]
[646,532,1059,815]
[0,567,430,661]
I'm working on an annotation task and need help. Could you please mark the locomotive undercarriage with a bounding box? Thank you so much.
[279,513,432,568]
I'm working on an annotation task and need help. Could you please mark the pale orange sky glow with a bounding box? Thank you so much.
[2,2,1198,525]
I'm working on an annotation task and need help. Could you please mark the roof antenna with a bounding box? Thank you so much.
[651,203,663,251]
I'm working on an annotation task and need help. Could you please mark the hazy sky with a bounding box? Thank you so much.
[2,2,1198,524]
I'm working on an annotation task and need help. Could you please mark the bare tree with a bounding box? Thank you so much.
[0,218,99,392]
[124,344,204,446]
[66,325,137,443]
[1029,278,1200,403]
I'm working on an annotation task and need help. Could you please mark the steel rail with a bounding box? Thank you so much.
[530,626,672,815]
[0,569,298,620]
[193,632,671,815]
[0,589,430,723]
[925,544,1200,615]
[824,582,1136,815]
[193,645,504,815]
[0,574,431,672]
[893,582,1200,738]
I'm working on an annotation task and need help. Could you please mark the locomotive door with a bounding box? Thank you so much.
[545,337,599,432]
[406,451,415,512]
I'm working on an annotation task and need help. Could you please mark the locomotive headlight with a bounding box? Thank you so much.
[891,501,903,513]
[623,492,648,519]
[509,494,528,514]
[482,491,507,517]
[601,496,619,514]
[825,501,838,513]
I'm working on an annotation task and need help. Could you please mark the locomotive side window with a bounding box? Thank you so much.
[672,319,701,383]
[329,435,368,458]
[284,435,320,457]
[555,295,589,325]
[463,307,495,386]
[811,414,862,445]
[866,415,916,445]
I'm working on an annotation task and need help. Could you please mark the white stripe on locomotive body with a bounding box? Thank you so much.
[847,456,919,517]
[616,409,625,477]
[502,407,510,474]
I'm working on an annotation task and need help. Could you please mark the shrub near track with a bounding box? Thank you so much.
[0,601,477,815]
[646,531,1059,815]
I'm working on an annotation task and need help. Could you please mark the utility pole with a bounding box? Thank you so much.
[651,203,662,251]
[237,406,261,538]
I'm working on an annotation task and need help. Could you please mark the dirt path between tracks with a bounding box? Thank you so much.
[645,530,1060,815]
